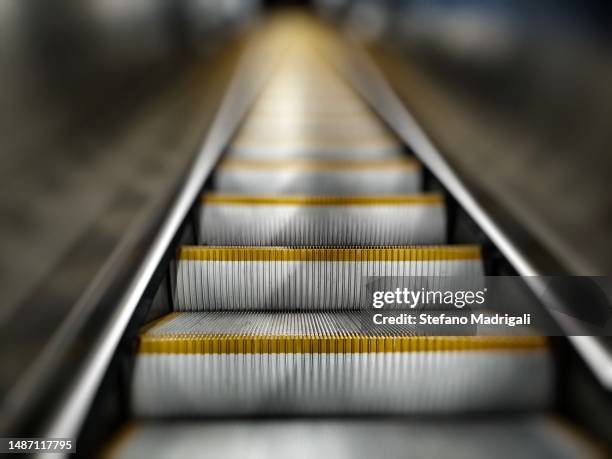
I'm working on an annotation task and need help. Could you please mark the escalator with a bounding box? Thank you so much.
[86,15,603,458]
[2,9,609,458]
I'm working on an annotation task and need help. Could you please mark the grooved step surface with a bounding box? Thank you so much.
[199,193,446,246]
[228,138,403,159]
[132,312,552,416]
[173,246,484,311]
[133,351,552,416]
[211,158,422,195]
[139,312,546,354]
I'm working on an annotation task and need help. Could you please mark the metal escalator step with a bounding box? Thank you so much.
[199,194,445,246]
[237,114,392,138]
[107,417,600,459]
[233,121,393,144]
[173,246,483,311]
[211,158,422,195]
[246,83,380,116]
[246,93,374,114]
[132,312,551,416]
[227,137,404,159]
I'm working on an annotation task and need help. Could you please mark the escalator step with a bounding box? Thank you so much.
[211,158,422,195]
[227,135,404,159]
[237,113,392,139]
[107,418,600,459]
[173,245,483,311]
[199,193,445,246]
[131,312,551,416]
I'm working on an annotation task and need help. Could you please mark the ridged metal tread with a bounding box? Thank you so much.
[173,245,484,311]
[131,312,552,416]
[199,194,446,246]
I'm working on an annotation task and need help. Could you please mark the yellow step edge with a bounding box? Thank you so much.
[138,334,548,354]
[201,193,444,206]
[217,158,421,171]
[177,246,482,262]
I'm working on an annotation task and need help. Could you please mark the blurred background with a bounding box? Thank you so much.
[1,0,611,443]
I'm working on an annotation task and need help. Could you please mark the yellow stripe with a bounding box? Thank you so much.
[201,193,443,206]
[139,334,548,354]
[177,246,481,262]
[217,158,420,171]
